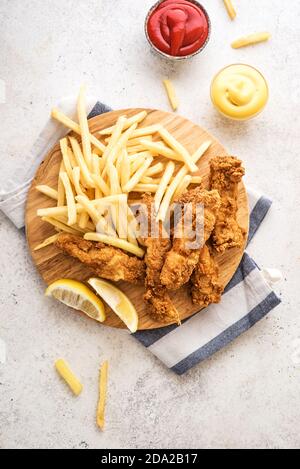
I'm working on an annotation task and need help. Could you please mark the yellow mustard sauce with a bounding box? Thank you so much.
[211,64,269,120]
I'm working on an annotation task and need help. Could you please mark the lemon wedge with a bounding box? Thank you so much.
[45,279,105,322]
[88,278,138,333]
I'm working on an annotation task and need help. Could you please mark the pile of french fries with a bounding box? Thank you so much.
[35,85,211,256]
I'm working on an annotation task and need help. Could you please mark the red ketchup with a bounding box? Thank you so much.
[147,0,210,57]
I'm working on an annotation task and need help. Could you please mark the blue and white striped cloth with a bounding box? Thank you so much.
[0,100,281,375]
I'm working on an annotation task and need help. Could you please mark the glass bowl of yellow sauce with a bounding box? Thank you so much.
[210,64,269,121]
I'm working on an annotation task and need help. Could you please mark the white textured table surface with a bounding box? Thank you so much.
[0,0,300,449]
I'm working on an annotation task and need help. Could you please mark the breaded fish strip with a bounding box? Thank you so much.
[210,156,246,253]
[55,233,145,284]
[191,244,223,306]
[160,188,221,290]
[141,194,180,325]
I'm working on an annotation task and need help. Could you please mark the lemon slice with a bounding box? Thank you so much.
[88,278,138,333]
[45,279,105,322]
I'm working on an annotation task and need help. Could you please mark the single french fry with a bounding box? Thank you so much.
[172,175,192,202]
[34,233,60,251]
[158,127,198,172]
[154,161,175,213]
[96,360,108,430]
[163,79,178,111]
[191,141,212,163]
[107,163,122,195]
[72,167,86,196]
[123,157,153,193]
[121,149,130,191]
[126,135,152,147]
[57,161,66,206]
[69,137,95,188]
[59,172,77,225]
[60,138,75,185]
[84,233,145,258]
[231,32,271,49]
[138,139,182,161]
[51,107,106,154]
[98,110,147,135]
[130,124,161,139]
[36,185,58,201]
[126,206,139,246]
[145,162,164,177]
[55,359,83,396]
[41,216,82,235]
[132,183,158,193]
[190,176,203,185]
[223,0,236,20]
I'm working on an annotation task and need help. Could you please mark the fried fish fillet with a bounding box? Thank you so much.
[210,156,246,253]
[191,244,223,306]
[55,233,145,284]
[160,188,221,290]
[141,194,180,325]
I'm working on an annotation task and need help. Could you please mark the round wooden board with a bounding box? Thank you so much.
[26,109,249,330]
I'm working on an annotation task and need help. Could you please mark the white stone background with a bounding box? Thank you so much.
[0,0,299,449]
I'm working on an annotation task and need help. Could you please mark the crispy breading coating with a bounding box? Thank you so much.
[55,233,145,284]
[210,156,246,253]
[160,188,221,290]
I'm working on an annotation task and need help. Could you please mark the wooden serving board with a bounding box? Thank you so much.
[26,109,249,330]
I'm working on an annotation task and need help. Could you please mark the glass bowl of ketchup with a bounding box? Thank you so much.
[145,0,211,60]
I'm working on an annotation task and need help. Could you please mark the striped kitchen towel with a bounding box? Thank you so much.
[0,100,281,375]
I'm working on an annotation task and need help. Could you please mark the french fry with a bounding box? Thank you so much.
[156,141,211,221]
[191,141,212,162]
[36,185,58,201]
[98,111,147,135]
[59,172,77,225]
[138,139,182,162]
[84,233,145,258]
[123,157,153,193]
[190,176,202,185]
[69,137,95,188]
[163,79,178,111]
[223,0,236,20]
[96,360,108,430]
[172,175,192,202]
[126,135,152,147]
[107,163,122,195]
[55,359,83,396]
[72,167,86,196]
[33,233,60,251]
[102,123,138,177]
[102,116,126,164]
[130,154,148,176]
[145,162,164,177]
[76,195,115,236]
[51,108,106,154]
[130,124,161,139]
[60,138,75,184]
[57,161,66,206]
[132,183,158,193]
[91,174,110,197]
[41,216,82,235]
[54,214,95,233]
[158,127,198,172]
[154,161,175,213]
[231,32,271,49]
